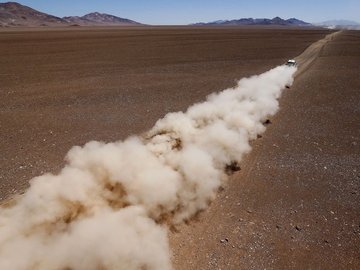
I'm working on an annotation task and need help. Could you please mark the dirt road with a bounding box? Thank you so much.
[170,30,360,270]
[295,31,341,76]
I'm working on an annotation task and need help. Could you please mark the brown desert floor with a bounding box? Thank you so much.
[0,27,330,198]
[171,31,360,269]
[1,26,358,270]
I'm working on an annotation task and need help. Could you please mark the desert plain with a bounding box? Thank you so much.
[0,26,359,269]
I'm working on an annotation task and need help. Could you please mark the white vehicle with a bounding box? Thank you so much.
[286,59,297,67]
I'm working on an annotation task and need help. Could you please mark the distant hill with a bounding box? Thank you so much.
[317,20,360,26]
[0,2,67,26]
[0,2,141,27]
[193,17,311,26]
[63,12,140,26]
[315,20,360,30]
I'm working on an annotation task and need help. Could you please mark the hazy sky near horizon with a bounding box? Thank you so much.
[2,0,359,25]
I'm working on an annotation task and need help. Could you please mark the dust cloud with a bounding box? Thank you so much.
[0,65,296,269]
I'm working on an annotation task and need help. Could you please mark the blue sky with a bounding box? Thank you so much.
[2,0,359,25]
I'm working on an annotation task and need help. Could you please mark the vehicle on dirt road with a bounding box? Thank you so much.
[286,59,297,67]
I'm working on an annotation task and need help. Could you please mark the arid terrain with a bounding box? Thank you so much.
[171,30,360,269]
[0,27,359,269]
[0,27,330,198]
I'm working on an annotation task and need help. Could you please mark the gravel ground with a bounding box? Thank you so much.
[170,30,360,270]
[0,26,330,199]
[3,26,356,270]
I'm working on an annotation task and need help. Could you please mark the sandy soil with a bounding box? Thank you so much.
[2,26,358,270]
[170,30,360,269]
[0,27,330,199]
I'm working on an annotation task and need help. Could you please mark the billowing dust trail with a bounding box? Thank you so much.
[0,31,337,270]
[0,65,296,269]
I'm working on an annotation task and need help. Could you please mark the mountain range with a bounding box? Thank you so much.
[317,20,360,26]
[2,1,357,29]
[0,2,140,27]
[63,12,140,26]
[314,20,360,30]
[194,17,311,26]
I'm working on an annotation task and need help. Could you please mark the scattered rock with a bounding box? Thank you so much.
[225,161,241,175]
[263,119,272,125]
[220,238,229,244]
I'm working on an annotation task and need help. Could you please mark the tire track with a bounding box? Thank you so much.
[294,31,342,78]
